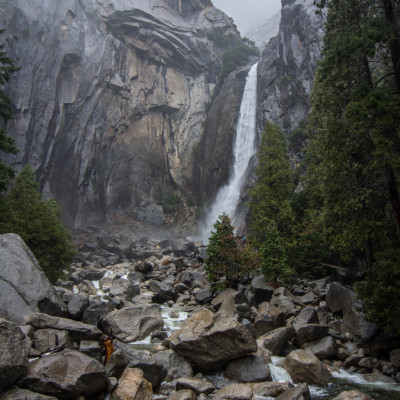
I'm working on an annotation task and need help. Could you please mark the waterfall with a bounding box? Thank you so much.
[199,62,258,242]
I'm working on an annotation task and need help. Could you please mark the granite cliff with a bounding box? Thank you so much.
[0,0,242,228]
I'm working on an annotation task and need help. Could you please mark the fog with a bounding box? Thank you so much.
[212,0,282,34]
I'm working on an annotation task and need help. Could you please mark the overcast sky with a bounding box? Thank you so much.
[212,0,282,35]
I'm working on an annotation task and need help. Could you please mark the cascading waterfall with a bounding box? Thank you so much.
[199,62,259,242]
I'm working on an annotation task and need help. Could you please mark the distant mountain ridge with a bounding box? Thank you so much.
[245,12,281,51]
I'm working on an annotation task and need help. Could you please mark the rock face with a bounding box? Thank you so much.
[0,319,31,392]
[0,234,67,324]
[164,308,258,370]
[1,0,242,228]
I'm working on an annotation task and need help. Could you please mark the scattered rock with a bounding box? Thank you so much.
[0,388,57,399]
[213,383,253,400]
[176,376,215,395]
[33,329,73,353]
[257,326,295,356]
[111,367,152,400]
[275,383,311,400]
[332,390,372,400]
[167,389,197,400]
[224,355,271,383]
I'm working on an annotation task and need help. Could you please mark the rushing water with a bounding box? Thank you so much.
[199,62,259,243]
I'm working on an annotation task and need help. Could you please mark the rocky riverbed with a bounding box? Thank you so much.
[0,230,400,400]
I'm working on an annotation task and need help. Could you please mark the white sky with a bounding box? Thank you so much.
[211,0,282,34]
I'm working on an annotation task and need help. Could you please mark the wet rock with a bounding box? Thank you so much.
[253,302,286,337]
[0,388,57,399]
[0,233,66,324]
[251,382,292,398]
[225,354,271,383]
[111,367,152,400]
[176,376,215,395]
[164,308,257,370]
[281,349,332,387]
[154,349,193,381]
[332,390,372,400]
[20,349,107,398]
[26,313,102,341]
[0,318,31,392]
[302,336,337,360]
[257,326,296,356]
[326,282,377,342]
[213,383,253,400]
[363,371,396,383]
[33,329,73,353]
[275,383,311,400]
[102,305,164,342]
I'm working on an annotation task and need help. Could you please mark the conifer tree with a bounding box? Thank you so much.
[248,121,294,248]
[0,30,19,191]
[0,166,75,282]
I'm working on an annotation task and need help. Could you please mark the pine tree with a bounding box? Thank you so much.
[0,30,19,191]
[0,166,75,282]
[248,121,294,248]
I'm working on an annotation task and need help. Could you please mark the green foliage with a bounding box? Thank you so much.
[162,193,182,215]
[260,221,294,283]
[186,193,196,207]
[248,121,295,247]
[0,30,19,192]
[0,166,75,282]
[205,213,259,290]
[218,45,260,86]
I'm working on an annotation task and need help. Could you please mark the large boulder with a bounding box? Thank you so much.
[33,329,73,353]
[275,383,311,400]
[326,282,377,342]
[163,309,257,370]
[270,287,303,317]
[281,350,332,387]
[20,349,108,398]
[253,302,286,337]
[332,391,372,400]
[249,276,275,306]
[0,318,31,392]
[111,367,152,400]
[102,305,164,343]
[153,350,193,381]
[257,327,295,356]
[251,382,292,398]
[0,234,66,324]
[25,313,102,341]
[302,336,337,360]
[293,324,329,346]
[224,355,271,383]
[291,306,319,330]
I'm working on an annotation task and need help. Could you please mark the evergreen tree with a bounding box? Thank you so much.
[307,0,400,331]
[260,221,294,283]
[0,166,75,282]
[0,30,19,191]
[248,121,294,248]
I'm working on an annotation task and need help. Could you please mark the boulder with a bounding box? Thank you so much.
[332,391,372,400]
[26,313,102,341]
[195,286,213,304]
[153,350,193,381]
[302,336,337,360]
[0,233,66,324]
[0,388,57,399]
[81,301,111,326]
[251,382,292,398]
[114,341,167,388]
[249,276,275,305]
[275,383,311,400]
[176,376,215,395]
[257,326,295,356]
[253,302,286,337]
[294,324,329,346]
[213,383,253,400]
[164,308,257,370]
[224,354,271,383]
[111,368,152,400]
[326,282,377,342]
[281,350,332,387]
[79,340,102,362]
[67,293,89,320]
[179,270,208,289]
[20,349,107,398]
[102,305,163,342]
[105,349,129,378]
[270,287,302,317]
[0,318,31,392]
[211,289,248,311]
[167,390,197,400]
[149,280,177,304]
[33,329,73,353]
[291,306,319,330]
